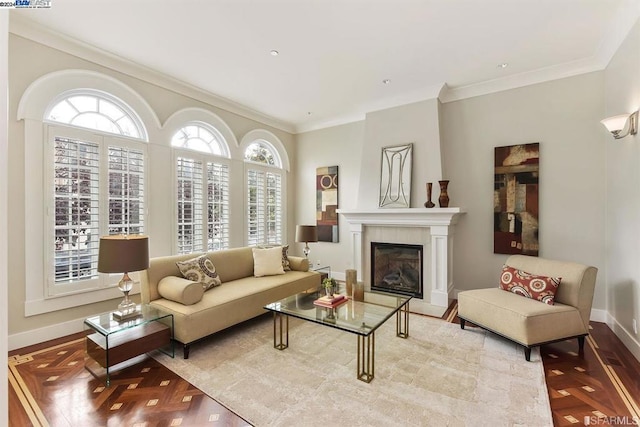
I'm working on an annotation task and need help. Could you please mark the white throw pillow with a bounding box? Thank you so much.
[252,246,286,277]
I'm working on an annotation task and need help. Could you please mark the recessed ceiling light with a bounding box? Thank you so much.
[382,79,391,84]
[497,63,509,69]
[270,50,279,56]
[307,112,313,116]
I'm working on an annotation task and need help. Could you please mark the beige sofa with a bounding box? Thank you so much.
[458,255,597,361]
[140,247,320,358]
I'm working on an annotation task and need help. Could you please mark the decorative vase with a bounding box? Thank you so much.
[325,287,333,297]
[424,182,435,208]
[345,269,357,297]
[353,282,365,301]
[438,180,450,208]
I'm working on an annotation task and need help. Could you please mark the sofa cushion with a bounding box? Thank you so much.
[252,246,285,277]
[499,265,561,305]
[176,254,222,290]
[157,276,204,305]
[281,245,291,271]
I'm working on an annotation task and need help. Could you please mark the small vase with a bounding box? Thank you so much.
[438,180,450,208]
[424,182,435,208]
[325,287,333,297]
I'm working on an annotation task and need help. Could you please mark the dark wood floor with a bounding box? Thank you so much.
[9,302,640,426]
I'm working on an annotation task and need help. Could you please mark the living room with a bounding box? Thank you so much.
[2,0,640,425]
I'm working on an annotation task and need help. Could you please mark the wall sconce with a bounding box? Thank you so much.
[600,111,638,139]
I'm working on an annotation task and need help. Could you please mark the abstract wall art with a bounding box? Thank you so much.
[316,166,339,242]
[494,143,539,256]
[379,143,413,208]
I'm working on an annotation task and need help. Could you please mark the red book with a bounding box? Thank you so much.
[314,294,347,308]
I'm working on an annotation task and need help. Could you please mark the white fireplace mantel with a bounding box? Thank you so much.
[337,208,465,311]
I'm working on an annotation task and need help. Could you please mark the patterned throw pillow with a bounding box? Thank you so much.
[176,254,222,291]
[281,245,291,271]
[499,265,561,305]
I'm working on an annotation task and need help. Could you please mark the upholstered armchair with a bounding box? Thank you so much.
[457,255,597,361]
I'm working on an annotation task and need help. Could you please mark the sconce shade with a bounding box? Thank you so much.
[601,111,638,139]
[295,225,318,243]
[98,235,149,273]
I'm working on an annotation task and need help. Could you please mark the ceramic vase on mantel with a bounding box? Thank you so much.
[424,182,435,208]
[438,180,450,208]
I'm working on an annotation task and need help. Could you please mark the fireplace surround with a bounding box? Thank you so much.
[338,208,465,315]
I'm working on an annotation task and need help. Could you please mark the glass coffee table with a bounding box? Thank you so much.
[264,289,411,383]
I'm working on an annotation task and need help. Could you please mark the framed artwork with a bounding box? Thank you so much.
[379,143,413,208]
[316,166,338,242]
[494,143,539,256]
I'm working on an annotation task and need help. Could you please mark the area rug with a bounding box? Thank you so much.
[153,314,552,426]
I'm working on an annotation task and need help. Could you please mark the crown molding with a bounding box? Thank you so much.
[9,15,296,134]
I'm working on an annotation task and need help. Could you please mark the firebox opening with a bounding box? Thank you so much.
[371,242,423,299]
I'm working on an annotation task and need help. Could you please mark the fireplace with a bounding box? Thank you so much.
[371,242,423,298]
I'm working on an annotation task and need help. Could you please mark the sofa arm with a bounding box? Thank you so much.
[288,256,309,272]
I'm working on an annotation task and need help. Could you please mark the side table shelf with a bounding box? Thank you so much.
[84,305,174,386]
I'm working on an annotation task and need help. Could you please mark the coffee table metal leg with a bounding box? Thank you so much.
[396,302,410,338]
[357,332,375,383]
[273,312,288,350]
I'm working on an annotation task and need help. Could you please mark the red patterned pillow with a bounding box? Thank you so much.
[499,265,561,305]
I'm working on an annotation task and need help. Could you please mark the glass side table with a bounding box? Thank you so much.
[84,304,174,386]
[312,265,331,282]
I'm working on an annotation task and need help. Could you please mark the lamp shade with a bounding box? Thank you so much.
[98,235,149,273]
[295,225,318,243]
[600,114,630,133]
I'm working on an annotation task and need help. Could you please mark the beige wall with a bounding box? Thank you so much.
[297,72,608,311]
[294,121,365,273]
[604,18,640,358]
[1,9,9,425]
[7,34,296,342]
[441,72,607,308]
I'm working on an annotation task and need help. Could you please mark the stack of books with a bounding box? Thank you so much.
[313,294,347,308]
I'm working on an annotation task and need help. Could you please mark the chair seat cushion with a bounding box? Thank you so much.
[458,288,588,346]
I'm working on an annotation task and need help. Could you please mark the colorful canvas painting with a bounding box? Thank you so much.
[494,143,539,256]
[316,166,339,242]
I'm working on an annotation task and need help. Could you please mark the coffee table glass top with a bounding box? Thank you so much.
[264,289,411,337]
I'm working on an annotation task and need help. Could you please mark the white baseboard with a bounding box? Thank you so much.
[9,316,84,351]
[589,308,608,323]
[606,313,640,364]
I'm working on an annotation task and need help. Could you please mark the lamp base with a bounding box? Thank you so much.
[112,307,142,321]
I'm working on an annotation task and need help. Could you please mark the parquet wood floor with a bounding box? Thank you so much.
[8,303,640,426]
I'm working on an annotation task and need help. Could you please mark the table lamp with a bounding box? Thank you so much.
[98,234,149,320]
[295,225,318,260]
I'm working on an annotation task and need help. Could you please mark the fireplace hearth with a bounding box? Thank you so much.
[371,242,423,298]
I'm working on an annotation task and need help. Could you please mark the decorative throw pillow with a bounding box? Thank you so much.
[176,254,221,291]
[157,276,205,305]
[281,245,291,271]
[252,246,286,277]
[499,265,561,305]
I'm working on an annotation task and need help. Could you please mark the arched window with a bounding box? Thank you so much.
[47,90,146,139]
[244,140,284,246]
[44,91,147,293]
[172,123,230,254]
[171,122,229,157]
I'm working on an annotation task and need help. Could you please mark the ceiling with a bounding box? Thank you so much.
[10,0,640,133]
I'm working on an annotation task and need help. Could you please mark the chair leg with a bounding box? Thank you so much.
[524,346,532,362]
[460,318,466,329]
[578,336,585,354]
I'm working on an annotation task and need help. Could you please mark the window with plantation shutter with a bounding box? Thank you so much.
[173,123,230,255]
[53,136,100,284]
[108,147,145,235]
[207,162,229,250]
[176,157,204,254]
[43,91,147,296]
[244,141,283,246]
